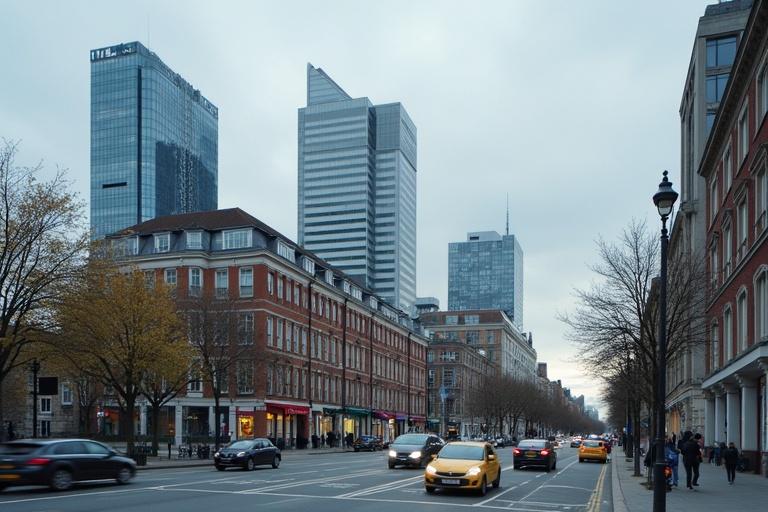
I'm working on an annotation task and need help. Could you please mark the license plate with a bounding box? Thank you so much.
[0,465,13,469]
[0,474,20,480]
[525,451,537,458]
[441,478,460,485]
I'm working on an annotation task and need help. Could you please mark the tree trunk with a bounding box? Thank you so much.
[214,392,221,450]
[151,403,160,456]
[124,396,136,454]
[633,403,642,477]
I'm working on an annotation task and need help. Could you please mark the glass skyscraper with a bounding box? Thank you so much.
[298,64,417,311]
[90,41,218,239]
[448,231,524,329]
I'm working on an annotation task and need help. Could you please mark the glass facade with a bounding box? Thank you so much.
[90,42,218,239]
[298,64,416,311]
[447,232,524,329]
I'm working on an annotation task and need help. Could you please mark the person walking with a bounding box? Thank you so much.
[665,439,680,487]
[682,432,702,490]
[723,442,739,485]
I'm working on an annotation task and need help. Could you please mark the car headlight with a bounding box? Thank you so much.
[213,452,220,458]
[409,451,422,459]
[426,464,437,475]
[388,450,397,457]
[237,451,246,457]
[467,466,482,476]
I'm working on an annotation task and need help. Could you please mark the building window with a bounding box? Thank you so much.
[239,267,253,297]
[427,369,435,387]
[215,269,228,298]
[164,268,177,286]
[737,290,748,353]
[277,276,283,299]
[706,36,737,68]
[739,104,749,163]
[710,244,719,288]
[39,397,52,413]
[759,58,768,122]
[276,240,295,263]
[186,231,202,249]
[442,368,455,387]
[706,73,729,104]
[237,360,254,394]
[277,319,283,350]
[737,199,748,261]
[440,351,459,362]
[285,321,292,352]
[710,178,719,224]
[223,229,252,250]
[143,271,155,289]
[445,315,458,325]
[756,167,767,235]
[427,350,434,363]
[189,268,202,296]
[466,331,479,344]
[711,323,719,371]
[723,144,732,192]
[487,332,496,344]
[266,316,273,346]
[61,383,72,406]
[267,272,274,294]
[154,233,170,253]
[40,420,50,438]
[723,223,732,277]
[238,313,254,345]
[723,306,733,360]
[300,256,315,275]
[756,268,768,341]
[188,364,203,392]
[294,284,300,305]
[464,314,479,325]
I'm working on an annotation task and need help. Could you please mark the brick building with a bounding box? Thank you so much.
[108,208,428,448]
[699,0,768,475]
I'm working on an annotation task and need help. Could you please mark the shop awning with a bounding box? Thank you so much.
[373,410,393,420]
[410,415,426,422]
[395,413,408,420]
[427,418,441,425]
[265,401,310,415]
[323,407,341,415]
[344,407,371,417]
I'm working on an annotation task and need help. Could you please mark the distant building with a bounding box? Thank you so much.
[90,41,218,239]
[297,64,417,312]
[585,405,600,422]
[448,231,523,329]
[414,297,440,316]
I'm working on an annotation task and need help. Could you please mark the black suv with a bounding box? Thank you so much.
[513,439,557,472]
[387,433,444,468]
[0,439,136,491]
[353,435,383,452]
[214,438,281,471]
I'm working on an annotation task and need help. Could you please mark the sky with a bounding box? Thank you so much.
[0,0,718,419]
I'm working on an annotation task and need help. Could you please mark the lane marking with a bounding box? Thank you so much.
[237,468,385,494]
[586,462,607,512]
[341,474,424,497]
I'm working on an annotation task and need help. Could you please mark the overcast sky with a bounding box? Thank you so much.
[1,0,716,417]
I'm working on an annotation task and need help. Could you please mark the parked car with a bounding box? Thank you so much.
[214,438,281,471]
[578,439,607,463]
[0,439,136,492]
[387,433,444,469]
[424,441,501,496]
[513,439,557,472]
[570,438,582,448]
[353,435,383,452]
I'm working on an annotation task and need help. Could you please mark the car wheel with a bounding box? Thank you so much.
[425,486,435,494]
[50,468,73,491]
[215,465,226,471]
[115,466,133,485]
[478,476,487,496]
[513,464,520,470]
[388,461,395,469]
[492,470,501,488]
[545,463,551,473]
[0,484,7,492]
[245,458,255,471]
[271,456,280,469]
[579,458,584,463]
[552,460,557,470]
[354,448,359,452]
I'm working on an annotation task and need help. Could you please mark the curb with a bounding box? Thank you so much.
[611,458,629,512]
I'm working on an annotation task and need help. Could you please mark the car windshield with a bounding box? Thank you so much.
[227,440,254,450]
[392,434,427,445]
[0,443,42,455]
[518,440,546,449]
[583,441,602,448]
[438,444,484,460]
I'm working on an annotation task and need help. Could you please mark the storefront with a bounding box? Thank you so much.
[426,418,441,435]
[237,411,255,439]
[373,411,393,439]
[266,401,310,449]
[409,415,426,432]
[343,407,370,440]
[395,413,408,437]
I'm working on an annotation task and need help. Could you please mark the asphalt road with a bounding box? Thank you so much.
[0,446,613,512]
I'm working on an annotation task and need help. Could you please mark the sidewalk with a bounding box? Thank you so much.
[135,446,357,470]
[612,453,768,511]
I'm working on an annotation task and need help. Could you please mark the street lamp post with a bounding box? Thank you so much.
[652,170,678,512]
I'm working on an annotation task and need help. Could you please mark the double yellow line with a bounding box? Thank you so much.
[587,462,608,512]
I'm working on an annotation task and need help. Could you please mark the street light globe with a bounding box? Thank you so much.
[653,170,678,219]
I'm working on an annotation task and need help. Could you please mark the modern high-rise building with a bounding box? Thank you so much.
[447,231,523,329]
[90,41,218,239]
[297,64,417,312]
[668,0,751,441]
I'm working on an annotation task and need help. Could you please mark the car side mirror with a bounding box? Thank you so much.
[430,454,437,460]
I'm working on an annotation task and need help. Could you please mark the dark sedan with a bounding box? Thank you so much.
[513,439,557,472]
[214,438,280,471]
[353,435,383,452]
[0,439,136,492]
[387,433,444,469]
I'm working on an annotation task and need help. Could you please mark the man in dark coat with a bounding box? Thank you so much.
[682,432,702,489]
[723,442,739,484]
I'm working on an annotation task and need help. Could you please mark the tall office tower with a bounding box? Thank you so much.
[298,64,417,311]
[447,231,523,329]
[669,0,751,440]
[90,41,218,239]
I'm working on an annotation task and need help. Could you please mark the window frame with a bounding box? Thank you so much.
[754,266,768,342]
[154,233,170,253]
[164,268,177,286]
[215,268,228,298]
[189,267,203,296]
[738,102,750,165]
[239,267,253,297]
[186,231,203,250]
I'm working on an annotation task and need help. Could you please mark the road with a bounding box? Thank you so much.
[0,446,612,512]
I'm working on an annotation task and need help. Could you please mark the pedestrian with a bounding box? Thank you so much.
[665,439,679,487]
[682,432,702,490]
[717,442,726,466]
[723,442,739,485]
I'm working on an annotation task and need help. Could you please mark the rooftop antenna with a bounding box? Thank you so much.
[505,193,509,236]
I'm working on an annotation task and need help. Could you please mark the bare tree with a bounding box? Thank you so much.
[0,140,88,426]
